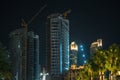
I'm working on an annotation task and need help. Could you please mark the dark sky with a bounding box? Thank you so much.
[0,0,120,50]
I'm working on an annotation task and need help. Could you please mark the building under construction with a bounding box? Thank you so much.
[9,28,40,80]
[46,12,70,80]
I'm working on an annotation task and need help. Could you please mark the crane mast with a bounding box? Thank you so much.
[21,4,46,80]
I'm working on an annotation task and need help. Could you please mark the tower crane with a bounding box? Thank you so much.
[21,4,47,30]
[21,5,46,80]
[63,9,71,19]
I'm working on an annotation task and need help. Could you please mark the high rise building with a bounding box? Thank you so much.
[34,35,40,80]
[27,31,40,80]
[69,41,78,66]
[46,13,69,80]
[9,28,40,80]
[78,44,87,66]
[90,39,102,56]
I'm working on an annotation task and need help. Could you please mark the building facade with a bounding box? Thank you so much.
[34,35,40,80]
[77,44,87,66]
[64,64,84,80]
[9,28,40,80]
[46,13,69,80]
[69,41,78,66]
[90,39,102,57]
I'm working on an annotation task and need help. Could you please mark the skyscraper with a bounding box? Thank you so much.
[69,41,78,66]
[34,35,40,80]
[27,31,40,80]
[90,39,102,56]
[9,28,26,80]
[46,13,69,80]
[78,44,87,66]
[9,28,40,80]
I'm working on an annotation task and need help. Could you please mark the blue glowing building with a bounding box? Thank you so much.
[77,44,87,66]
[69,41,78,66]
[46,13,69,80]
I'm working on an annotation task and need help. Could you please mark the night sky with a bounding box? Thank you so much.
[0,0,120,64]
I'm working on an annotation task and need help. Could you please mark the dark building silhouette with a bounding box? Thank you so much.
[9,28,40,80]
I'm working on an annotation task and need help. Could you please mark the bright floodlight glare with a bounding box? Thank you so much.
[46,73,49,75]
[40,73,43,75]
[40,72,49,80]
[118,71,120,75]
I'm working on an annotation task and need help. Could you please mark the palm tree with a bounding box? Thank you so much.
[90,49,108,80]
[76,43,120,80]
[105,44,120,80]
[84,63,93,80]
[76,65,91,80]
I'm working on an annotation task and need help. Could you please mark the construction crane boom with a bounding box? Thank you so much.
[21,4,47,29]
[21,5,47,80]
[63,9,71,18]
[27,5,47,25]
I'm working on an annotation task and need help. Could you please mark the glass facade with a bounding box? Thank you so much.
[78,44,87,66]
[46,14,69,80]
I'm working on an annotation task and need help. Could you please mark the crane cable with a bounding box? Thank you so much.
[27,4,47,26]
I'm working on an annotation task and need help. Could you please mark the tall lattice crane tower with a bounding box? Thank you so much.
[21,4,46,80]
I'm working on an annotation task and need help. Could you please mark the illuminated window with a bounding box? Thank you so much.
[81,48,84,51]
[84,61,86,63]
[82,54,85,57]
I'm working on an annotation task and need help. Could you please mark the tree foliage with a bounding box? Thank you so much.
[0,42,12,80]
[76,43,120,80]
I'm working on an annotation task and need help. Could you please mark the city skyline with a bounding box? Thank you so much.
[0,0,120,49]
[0,0,120,80]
